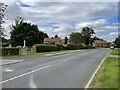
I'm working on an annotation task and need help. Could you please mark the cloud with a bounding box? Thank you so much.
[98,31,119,42]
[41,23,76,38]
[75,19,107,30]
[104,26,118,30]
[109,32,119,36]
[2,1,118,42]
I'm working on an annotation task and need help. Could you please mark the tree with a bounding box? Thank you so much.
[0,3,8,37]
[114,36,120,48]
[38,31,49,43]
[10,16,49,47]
[81,27,95,45]
[64,37,68,44]
[69,32,83,44]
[54,34,58,38]
[2,37,8,43]
[93,36,101,40]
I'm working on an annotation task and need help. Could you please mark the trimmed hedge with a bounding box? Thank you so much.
[34,44,58,52]
[34,44,94,53]
[56,44,65,50]
[1,48,19,56]
[66,44,79,50]
[65,44,93,50]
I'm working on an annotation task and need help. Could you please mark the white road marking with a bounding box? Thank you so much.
[85,50,111,89]
[1,49,103,86]
[4,68,14,72]
[29,75,37,88]
[0,65,51,84]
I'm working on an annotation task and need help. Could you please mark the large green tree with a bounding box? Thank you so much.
[114,36,120,48]
[81,27,95,45]
[69,32,83,44]
[10,17,48,47]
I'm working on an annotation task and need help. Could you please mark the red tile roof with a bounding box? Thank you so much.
[94,40,107,43]
[44,38,61,42]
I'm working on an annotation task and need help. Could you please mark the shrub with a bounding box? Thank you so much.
[66,44,79,50]
[34,44,58,52]
[56,44,64,50]
[65,44,93,50]
[1,48,19,56]
[82,45,92,49]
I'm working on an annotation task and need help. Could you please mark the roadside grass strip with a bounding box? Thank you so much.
[110,49,120,55]
[89,56,119,88]
[2,50,82,59]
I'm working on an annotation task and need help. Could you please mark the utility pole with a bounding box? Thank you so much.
[0,2,8,37]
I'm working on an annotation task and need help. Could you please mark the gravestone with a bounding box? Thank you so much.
[16,46,22,54]
[31,46,37,53]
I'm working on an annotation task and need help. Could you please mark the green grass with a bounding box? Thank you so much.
[1,50,81,59]
[89,57,119,88]
[110,49,120,55]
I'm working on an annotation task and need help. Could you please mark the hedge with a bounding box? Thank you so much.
[1,48,19,56]
[65,44,93,50]
[34,44,94,53]
[34,44,58,52]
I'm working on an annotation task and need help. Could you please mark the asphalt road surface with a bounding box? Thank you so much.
[1,48,110,88]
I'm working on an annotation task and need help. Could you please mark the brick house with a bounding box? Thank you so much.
[44,37,61,44]
[93,40,107,47]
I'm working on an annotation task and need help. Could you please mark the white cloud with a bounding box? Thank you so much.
[75,19,107,30]
[98,31,119,42]
[95,29,105,33]
[104,26,118,30]
[52,24,76,38]
[109,32,119,36]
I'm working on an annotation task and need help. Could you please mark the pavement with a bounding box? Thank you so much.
[0,60,24,66]
[1,48,110,88]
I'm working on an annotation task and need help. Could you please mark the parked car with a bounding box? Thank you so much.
[110,46,114,49]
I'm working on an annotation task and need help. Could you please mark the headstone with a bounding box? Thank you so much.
[16,46,22,54]
[31,46,37,53]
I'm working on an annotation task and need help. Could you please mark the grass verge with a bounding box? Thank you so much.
[110,49,120,55]
[1,50,81,59]
[89,50,119,88]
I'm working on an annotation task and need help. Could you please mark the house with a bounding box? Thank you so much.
[93,40,107,47]
[44,37,61,44]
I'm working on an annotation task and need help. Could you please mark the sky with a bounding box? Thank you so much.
[1,0,119,42]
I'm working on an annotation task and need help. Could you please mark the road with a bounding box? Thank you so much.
[1,49,109,88]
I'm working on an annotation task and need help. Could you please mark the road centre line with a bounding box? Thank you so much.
[1,52,83,84]
[1,55,79,84]
[0,65,51,84]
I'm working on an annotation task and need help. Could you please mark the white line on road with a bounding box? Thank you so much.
[85,50,111,89]
[4,68,14,72]
[0,65,51,84]
[29,75,37,88]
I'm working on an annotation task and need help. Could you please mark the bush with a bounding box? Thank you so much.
[66,44,80,50]
[1,48,19,56]
[56,44,64,50]
[65,44,93,50]
[81,45,92,49]
[34,44,58,52]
